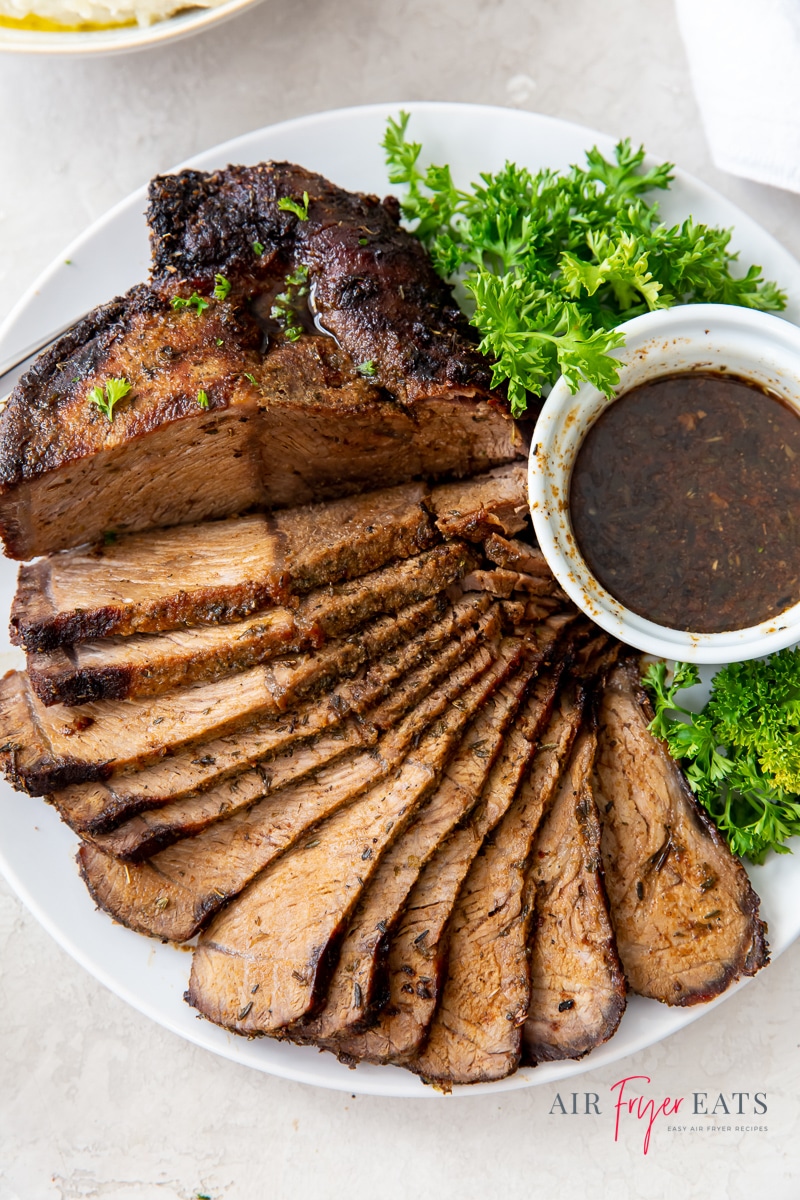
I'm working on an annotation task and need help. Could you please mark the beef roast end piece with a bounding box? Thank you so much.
[593,659,768,1006]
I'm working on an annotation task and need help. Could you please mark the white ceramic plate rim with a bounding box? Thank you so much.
[528,303,800,663]
[1,102,799,1097]
[0,0,263,56]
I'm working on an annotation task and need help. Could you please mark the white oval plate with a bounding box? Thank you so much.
[1,103,798,1097]
[0,0,263,57]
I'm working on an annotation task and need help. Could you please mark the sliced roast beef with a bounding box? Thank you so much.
[27,542,474,706]
[48,595,493,833]
[293,640,542,1046]
[521,725,626,1066]
[10,467,525,654]
[89,607,504,861]
[11,482,434,651]
[5,590,499,794]
[0,163,519,561]
[51,595,497,837]
[334,664,565,1067]
[593,660,769,1005]
[482,534,550,576]
[186,643,507,1034]
[411,685,585,1086]
[78,641,499,942]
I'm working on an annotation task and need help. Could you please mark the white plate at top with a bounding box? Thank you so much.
[0,0,263,57]
[0,102,798,1098]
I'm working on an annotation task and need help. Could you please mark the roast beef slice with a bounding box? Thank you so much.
[78,641,500,943]
[48,594,491,832]
[27,542,474,706]
[186,641,506,1034]
[334,663,565,1067]
[593,660,768,1006]
[521,725,626,1066]
[412,685,585,1086]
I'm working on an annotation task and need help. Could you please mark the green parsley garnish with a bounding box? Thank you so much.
[89,377,132,422]
[215,338,224,346]
[358,237,369,246]
[278,191,310,222]
[196,390,209,409]
[171,292,209,315]
[382,111,786,416]
[270,264,310,342]
[644,654,800,863]
[253,241,265,256]
[243,372,258,386]
[212,273,231,300]
[357,360,377,377]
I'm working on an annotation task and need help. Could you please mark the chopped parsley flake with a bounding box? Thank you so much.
[171,292,209,315]
[244,372,258,385]
[197,390,209,409]
[212,273,231,300]
[89,377,132,422]
[270,265,310,342]
[357,360,377,377]
[278,191,310,222]
[253,241,265,256]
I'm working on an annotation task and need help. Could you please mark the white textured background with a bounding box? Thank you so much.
[2,1,800,1196]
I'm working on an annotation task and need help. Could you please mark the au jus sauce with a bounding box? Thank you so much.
[569,372,800,633]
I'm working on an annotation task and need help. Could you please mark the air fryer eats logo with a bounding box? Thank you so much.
[547,1076,768,1155]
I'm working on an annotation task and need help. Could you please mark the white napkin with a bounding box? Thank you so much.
[676,0,800,193]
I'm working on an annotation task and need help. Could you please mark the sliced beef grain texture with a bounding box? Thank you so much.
[11,482,435,651]
[48,595,490,833]
[27,542,474,706]
[292,638,540,1047]
[333,663,567,1068]
[521,725,626,1067]
[186,639,507,1034]
[0,164,518,561]
[593,660,768,1006]
[89,604,502,861]
[10,466,525,654]
[411,684,586,1087]
[78,640,500,942]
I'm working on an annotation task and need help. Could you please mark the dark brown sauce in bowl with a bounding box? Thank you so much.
[569,373,800,633]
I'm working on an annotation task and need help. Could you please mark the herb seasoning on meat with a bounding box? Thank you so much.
[569,373,800,632]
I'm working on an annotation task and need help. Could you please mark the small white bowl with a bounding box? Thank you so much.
[528,304,800,663]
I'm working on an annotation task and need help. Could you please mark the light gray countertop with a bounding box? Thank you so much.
[2,1,800,1195]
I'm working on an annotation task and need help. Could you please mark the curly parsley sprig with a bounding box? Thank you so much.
[383,112,787,415]
[643,656,800,864]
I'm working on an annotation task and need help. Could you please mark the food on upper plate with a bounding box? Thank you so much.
[0,163,519,561]
[593,660,769,1005]
[0,0,226,31]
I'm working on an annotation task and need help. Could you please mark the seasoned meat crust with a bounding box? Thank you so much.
[593,660,769,1006]
[147,163,495,404]
[0,164,518,560]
